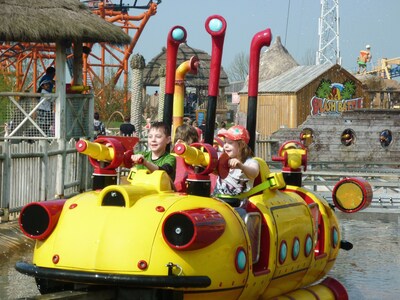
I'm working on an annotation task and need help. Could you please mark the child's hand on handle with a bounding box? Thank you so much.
[228,158,243,170]
[131,154,144,165]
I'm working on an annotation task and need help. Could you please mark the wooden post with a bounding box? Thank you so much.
[73,42,83,85]
[55,42,67,197]
[0,141,11,221]
[39,140,49,200]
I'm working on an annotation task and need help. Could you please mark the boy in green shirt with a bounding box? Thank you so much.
[131,122,176,181]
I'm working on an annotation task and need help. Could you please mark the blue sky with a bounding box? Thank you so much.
[132,0,399,75]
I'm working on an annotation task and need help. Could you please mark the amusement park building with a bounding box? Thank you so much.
[239,63,366,139]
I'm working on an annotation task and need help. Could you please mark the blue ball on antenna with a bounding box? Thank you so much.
[172,28,185,41]
[208,18,223,32]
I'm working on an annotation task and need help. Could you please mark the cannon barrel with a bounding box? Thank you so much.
[162,208,226,251]
[19,199,66,240]
[76,139,115,162]
[174,142,218,178]
[76,137,139,176]
[174,143,210,167]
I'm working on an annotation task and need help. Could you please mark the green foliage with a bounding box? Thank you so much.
[315,79,332,98]
[0,73,14,124]
[341,80,356,99]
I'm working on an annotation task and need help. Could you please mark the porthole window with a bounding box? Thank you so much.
[341,129,356,146]
[379,129,393,148]
[300,128,314,147]
[292,237,300,260]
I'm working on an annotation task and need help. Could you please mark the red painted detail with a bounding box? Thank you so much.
[52,255,60,264]
[89,137,127,173]
[205,15,227,97]
[174,157,189,192]
[69,203,78,209]
[173,142,218,192]
[19,199,66,240]
[246,202,271,275]
[76,140,88,152]
[321,277,349,300]
[137,260,148,270]
[155,206,165,212]
[248,28,272,97]
[174,142,218,176]
[174,143,187,155]
[217,152,230,179]
[332,177,373,213]
[77,137,139,175]
[234,247,247,274]
[162,208,225,251]
[166,26,187,94]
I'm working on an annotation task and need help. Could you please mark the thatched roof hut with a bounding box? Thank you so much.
[258,36,299,82]
[0,0,131,44]
[142,43,229,89]
[0,0,131,141]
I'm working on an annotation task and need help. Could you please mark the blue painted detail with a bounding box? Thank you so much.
[172,28,185,41]
[293,239,300,259]
[305,236,313,256]
[280,242,287,263]
[237,249,246,271]
[208,18,223,32]
[333,227,338,248]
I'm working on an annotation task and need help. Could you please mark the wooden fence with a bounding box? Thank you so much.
[0,139,92,221]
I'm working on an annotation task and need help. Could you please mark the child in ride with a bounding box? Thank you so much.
[213,125,259,197]
[173,124,201,192]
[131,122,176,181]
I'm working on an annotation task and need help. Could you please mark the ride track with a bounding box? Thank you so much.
[15,14,373,300]
[0,0,161,104]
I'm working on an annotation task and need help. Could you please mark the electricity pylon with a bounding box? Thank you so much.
[316,0,341,65]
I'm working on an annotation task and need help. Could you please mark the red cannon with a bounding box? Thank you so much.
[76,136,139,189]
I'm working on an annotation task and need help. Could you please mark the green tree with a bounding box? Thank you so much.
[316,79,332,98]
[0,72,14,124]
[342,80,356,99]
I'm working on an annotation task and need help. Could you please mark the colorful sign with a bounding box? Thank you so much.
[310,79,363,115]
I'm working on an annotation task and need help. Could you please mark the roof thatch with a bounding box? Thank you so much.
[0,0,131,44]
[258,36,299,81]
[142,43,229,88]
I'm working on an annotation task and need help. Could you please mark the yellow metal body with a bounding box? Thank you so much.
[31,164,343,299]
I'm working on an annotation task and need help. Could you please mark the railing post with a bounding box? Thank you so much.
[55,42,67,140]
[39,140,49,200]
[0,141,11,221]
[55,139,66,198]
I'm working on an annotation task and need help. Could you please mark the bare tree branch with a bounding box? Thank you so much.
[226,52,250,82]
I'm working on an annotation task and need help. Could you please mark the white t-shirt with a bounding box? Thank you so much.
[38,89,52,112]
[213,157,258,196]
